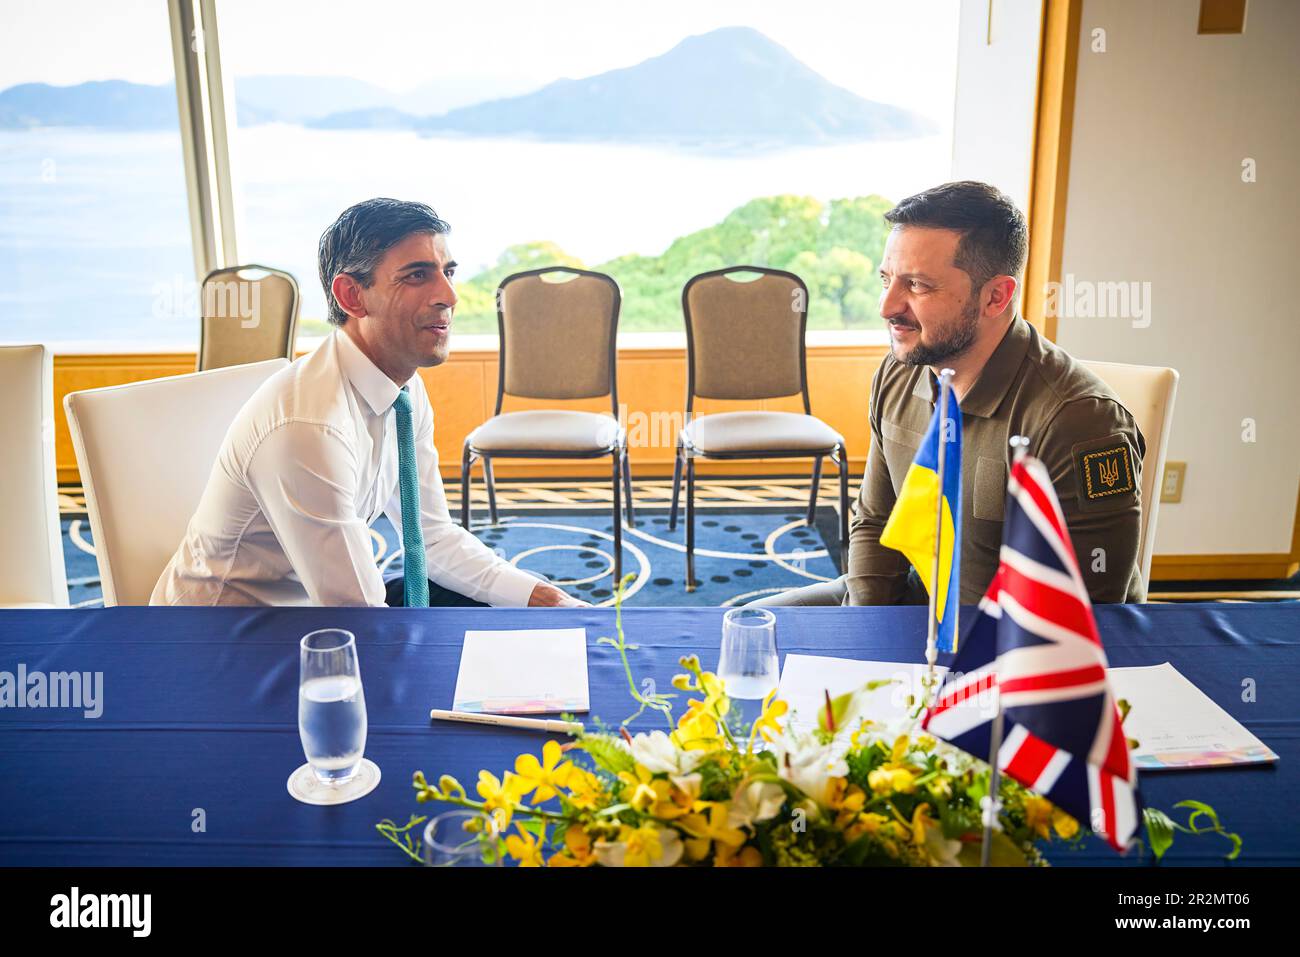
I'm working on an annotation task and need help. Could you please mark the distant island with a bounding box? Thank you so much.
[0,26,934,147]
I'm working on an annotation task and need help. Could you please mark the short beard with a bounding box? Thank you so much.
[894,296,981,367]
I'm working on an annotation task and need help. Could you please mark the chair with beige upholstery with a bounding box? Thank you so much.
[0,344,68,607]
[462,267,630,581]
[1080,360,1179,594]
[64,358,288,605]
[669,266,850,591]
[197,264,300,371]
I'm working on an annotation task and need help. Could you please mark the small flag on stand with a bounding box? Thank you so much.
[880,370,962,653]
[922,448,1141,852]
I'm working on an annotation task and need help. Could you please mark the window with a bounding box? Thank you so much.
[0,0,195,349]
[219,0,959,338]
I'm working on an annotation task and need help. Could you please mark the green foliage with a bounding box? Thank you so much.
[454,194,894,333]
[573,733,636,776]
[1142,800,1242,862]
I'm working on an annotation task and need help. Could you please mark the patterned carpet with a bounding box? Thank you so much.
[57,478,849,608]
[55,479,1297,607]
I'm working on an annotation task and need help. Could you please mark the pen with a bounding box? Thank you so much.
[429,708,584,735]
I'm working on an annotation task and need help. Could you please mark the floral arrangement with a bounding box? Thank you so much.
[379,579,1240,867]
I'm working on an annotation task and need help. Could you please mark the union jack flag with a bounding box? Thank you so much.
[922,454,1141,852]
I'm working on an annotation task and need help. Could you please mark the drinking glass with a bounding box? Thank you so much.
[423,810,505,867]
[717,607,779,700]
[298,629,367,785]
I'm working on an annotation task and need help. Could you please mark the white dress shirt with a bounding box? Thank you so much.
[151,331,541,607]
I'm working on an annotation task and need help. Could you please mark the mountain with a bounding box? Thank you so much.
[412,26,935,145]
[0,80,177,130]
[234,75,398,122]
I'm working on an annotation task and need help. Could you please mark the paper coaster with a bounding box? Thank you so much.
[287,758,381,806]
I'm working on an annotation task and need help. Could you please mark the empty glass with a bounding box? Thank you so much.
[298,629,367,785]
[423,810,504,866]
[717,607,779,700]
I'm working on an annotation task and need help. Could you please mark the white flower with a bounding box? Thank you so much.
[628,730,704,775]
[670,772,703,801]
[923,822,963,867]
[767,737,848,807]
[728,780,786,829]
[593,828,684,867]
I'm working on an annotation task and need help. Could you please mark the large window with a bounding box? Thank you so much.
[220,0,959,337]
[0,1,195,349]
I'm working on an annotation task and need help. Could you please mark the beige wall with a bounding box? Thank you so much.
[1057,0,1300,556]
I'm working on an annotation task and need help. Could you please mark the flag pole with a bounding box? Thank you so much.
[924,368,955,696]
[981,433,1030,867]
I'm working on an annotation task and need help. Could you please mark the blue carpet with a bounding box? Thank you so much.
[59,509,843,608]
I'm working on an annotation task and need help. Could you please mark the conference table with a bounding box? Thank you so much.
[0,603,1295,867]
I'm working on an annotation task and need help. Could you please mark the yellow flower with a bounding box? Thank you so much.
[504,824,545,867]
[513,740,574,803]
[867,766,916,796]
[1023,795,1053,840]
[1052,807,1080,840]
[681,801,747,861]
[617,823,671,867]
[890,734,911,764]
[715,844,764,867]
[476,770,527,827]
[564,768,605,811]
[548,825,597,867]
[671,708,722,752]
[909,803,935,846]
[617,765,692,819]
[748,688,790,748]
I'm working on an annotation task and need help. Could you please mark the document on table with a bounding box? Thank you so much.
[452,628,589,714]
[1107,662,1278,770]
[777,654,947,734]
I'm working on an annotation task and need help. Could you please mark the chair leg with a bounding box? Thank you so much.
[806,454,824,526]
[685,455,696,592]
[460,444,473,529]
[483,456,499,525]
[611,450,623,584]
[836,443,850,572]
[668,436,684,531]
[622,448,636,527]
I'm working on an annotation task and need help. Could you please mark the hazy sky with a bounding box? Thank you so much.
[0,0,961,125]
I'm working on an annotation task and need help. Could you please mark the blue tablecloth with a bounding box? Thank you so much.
[1,603,1295,866]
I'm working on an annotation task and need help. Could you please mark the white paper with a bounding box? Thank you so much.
[777,654,948,734]
[1107,662,1278,770]
[452,628,589,714]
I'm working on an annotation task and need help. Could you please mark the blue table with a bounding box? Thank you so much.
[1,604,1295,866]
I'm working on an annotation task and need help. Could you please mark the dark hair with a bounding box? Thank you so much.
[884,181,1028,301]
[317,198,450,325]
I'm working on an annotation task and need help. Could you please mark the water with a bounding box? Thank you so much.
[298,674,367,781]
[0,126,951,345]
[718,663,780,701]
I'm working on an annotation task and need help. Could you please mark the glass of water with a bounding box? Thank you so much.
[717,607,779,700]
[299,629,367,786]
[423,810,505,867]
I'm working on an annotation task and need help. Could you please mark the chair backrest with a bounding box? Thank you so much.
[682,266,810,412]
[198,264,300,371]
[64,358,289,606]
[495,267,621,414]
[0,344,67,606]
[1080,360,1180,593]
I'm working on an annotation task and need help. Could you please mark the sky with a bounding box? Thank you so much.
[0,0,961,126]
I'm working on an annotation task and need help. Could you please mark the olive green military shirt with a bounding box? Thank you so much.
[846,316,1147,606]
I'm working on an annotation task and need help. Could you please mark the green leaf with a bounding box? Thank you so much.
[955,831,1029,867]
[574,733,636,775]
[1143,807,1176,861]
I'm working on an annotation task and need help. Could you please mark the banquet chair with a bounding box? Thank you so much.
[0,344,68,607]
[669,266,849,591]
[461,267,629,581]
[197,264,300,371]
[1080,360,1180,595]
[63,358,288,606]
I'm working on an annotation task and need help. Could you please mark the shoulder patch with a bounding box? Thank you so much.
[1072,434,1137,510]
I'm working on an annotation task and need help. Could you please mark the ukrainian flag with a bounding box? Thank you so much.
[880,386,963,652]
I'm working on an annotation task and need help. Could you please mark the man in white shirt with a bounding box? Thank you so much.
[151,198,581,608]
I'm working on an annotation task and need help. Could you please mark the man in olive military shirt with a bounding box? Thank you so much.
[761,181,1146,607]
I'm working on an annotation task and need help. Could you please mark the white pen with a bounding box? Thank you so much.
[429,708,584,735]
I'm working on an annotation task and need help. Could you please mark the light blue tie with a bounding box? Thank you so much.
[392,387,429,608]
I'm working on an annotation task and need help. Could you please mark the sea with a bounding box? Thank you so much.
[0,124,950,347]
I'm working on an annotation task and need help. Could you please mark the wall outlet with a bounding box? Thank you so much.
[1161,462,1186,503]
